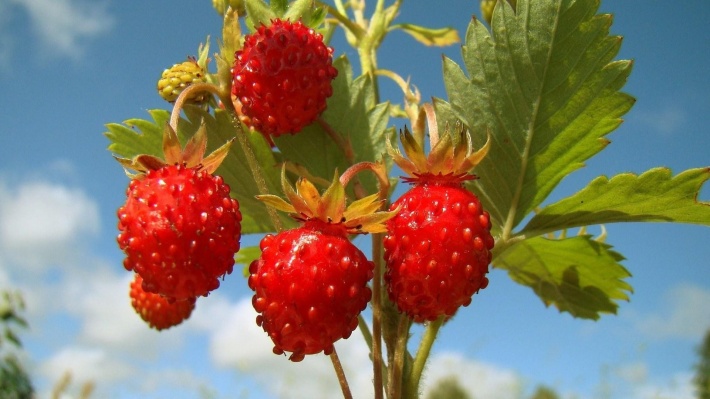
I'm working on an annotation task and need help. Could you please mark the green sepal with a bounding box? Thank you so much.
[162,123,182,164]
[319,171,347,223]
[200,137,234,175]
[182,124,209,167]
[245,0,276,31]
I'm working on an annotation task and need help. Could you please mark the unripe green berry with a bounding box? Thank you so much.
[157,58,207,103]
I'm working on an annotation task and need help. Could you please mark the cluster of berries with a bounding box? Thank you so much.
[116,126,242,330]
[118,18,494,359]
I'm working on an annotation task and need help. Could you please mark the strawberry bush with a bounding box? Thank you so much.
[105,0,710,397]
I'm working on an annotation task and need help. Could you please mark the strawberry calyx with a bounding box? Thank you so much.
[387,104,490,182]
[402,171,478,185]
[114,122,233,179]
[257,168,396,234]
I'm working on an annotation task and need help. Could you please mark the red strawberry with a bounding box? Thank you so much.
[248,172,395,361]
[231,19,338,138]
[130,274,196,330]
[384,108,494,322]
[116,125,241,300]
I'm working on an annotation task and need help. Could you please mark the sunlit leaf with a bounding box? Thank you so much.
[440,0,635,236]
[523,167,710,237]
[495,234,631,320]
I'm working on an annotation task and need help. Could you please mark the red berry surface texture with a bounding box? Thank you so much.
[384,179,494,322]
[117,164,242,300]
[383,113,494,323]
[249,221,374,362]
[130,274,196,331]
[248,172,395,361]
[231,19,338,137]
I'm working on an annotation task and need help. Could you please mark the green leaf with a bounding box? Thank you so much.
[522,167,710,237]
[495,234,631,319]
[390,23,460,47]
[440,0,634,236]
[105,108,293,234]
[273,55,392,197]
[105,110,174,160]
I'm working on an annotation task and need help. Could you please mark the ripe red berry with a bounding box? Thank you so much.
[117,164,242,300]
[384,178,494,322]
[383,110,493,322]
[249,221,374,361]
[231,19,338,137]
[129,274,196,330]
[247,172,394,361]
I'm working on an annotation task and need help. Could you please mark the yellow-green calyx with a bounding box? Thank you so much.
[114,123,233,179]
[387,105,490,181]
[257,169,397,234]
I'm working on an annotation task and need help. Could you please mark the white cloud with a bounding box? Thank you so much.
[71,268,188,357]
[635,283,710,340]
[4,0,113,59]
[39,346,134,388]
[0,180,100,270]
[194,295,375,398]
[421,352,523,399]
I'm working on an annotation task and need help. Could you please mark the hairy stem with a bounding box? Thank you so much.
[389,315,411,399]
[405,316,444,399]
[168,83,223,133]
[371,233,385,399]
[330,349,354,399]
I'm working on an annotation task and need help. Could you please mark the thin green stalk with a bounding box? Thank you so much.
[358,314,373,351]
[405,316,444,399]
[216,92,284,233]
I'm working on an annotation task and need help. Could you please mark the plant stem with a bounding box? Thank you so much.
[168,83,222,133]
[213,91,285,232]
[330,349,354,399]
[371,233,385,399]
[389,315,411,399]
[405,316,444,399]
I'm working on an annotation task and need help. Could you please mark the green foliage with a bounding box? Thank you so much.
[425,377,472,399]
[523,167,710,237]
[495,234,630,319]
[0,291,33,399]
[436,0,709,318]
[441,0,634,236]
[105,108,292,234]
[695,329,710,399]
[529,385,560,399]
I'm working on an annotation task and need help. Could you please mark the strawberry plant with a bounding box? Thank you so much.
[104,0,710,397]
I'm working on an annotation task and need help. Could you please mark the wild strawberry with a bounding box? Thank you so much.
[115,125,241,300]
[248,171,395,361]
[157,57,207,103]
[384,106,494,323]
[231,19,338,138]
[129,274,196,330]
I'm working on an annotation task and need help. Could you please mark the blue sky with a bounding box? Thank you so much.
[0,0,708,398]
